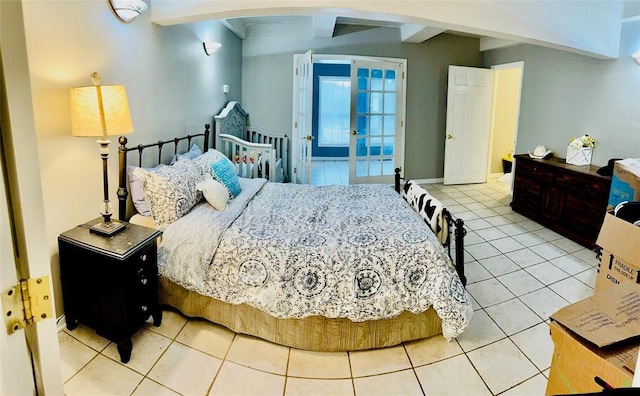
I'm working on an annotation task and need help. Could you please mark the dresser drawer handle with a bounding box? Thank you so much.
[140,254,147,262]
[140,305,148,312]
[140,278,148,286]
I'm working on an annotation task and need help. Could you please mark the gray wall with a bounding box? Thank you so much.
[21,1,242,316]
[484,20,640,166]
[242,28,483,180]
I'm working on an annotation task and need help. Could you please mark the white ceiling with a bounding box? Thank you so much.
[151,1,640,59]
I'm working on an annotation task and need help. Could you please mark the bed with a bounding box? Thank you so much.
[214,101,288,182]
[116,126,471,351]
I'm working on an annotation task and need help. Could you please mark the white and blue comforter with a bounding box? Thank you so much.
[158,178,472,339]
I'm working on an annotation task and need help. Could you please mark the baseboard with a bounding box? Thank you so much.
[488,172,505,181]
[411,178,444,184]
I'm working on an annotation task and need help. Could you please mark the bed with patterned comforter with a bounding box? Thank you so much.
[158,178,472,339]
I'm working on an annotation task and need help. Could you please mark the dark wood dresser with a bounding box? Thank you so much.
[58,219,162,363]
[511,154,612,248]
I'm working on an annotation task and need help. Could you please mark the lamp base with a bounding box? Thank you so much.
[90,219,126,236]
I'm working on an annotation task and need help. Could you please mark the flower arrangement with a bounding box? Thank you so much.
[568,134,595,149]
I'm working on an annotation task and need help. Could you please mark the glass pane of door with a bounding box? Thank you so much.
[349,60,403,184]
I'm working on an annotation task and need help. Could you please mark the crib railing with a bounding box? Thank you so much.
[245,126,288,182]
[218,133,277,180]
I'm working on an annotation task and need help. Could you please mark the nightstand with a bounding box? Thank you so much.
[58,218,162,363]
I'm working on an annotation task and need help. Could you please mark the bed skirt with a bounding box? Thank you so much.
[158,276,443,351]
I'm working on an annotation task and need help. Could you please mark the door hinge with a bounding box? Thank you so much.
[2,275,53,334]
[402,71,405,79]
[294,121,298,128]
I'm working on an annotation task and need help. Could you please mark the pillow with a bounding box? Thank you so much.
[133,158,203,230]
[196,175,229,210]
[170,143,202,165]
[128,164,165,217]
[192,148,232,178]
[211,158,242,198]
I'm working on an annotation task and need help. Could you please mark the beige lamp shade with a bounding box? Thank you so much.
[70,84,133,137]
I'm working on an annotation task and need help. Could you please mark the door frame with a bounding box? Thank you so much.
[292,53,407,184]
[487,61,524,191]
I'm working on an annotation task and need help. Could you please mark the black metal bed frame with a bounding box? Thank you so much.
[394,168,467,286]
[115,125,466,286]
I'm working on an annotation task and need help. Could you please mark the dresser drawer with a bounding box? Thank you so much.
[555,171,610,197]
[516,159,555,183]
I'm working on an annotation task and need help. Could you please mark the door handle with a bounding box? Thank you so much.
[351,130,357,136]
[304,135,314,141]
[447,135,454,140]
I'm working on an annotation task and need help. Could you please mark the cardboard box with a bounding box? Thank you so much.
[595,213,640,292]
[546,321,638,395]
[566,146,593,166]
[608,158,640,211]
[546,281,640,395]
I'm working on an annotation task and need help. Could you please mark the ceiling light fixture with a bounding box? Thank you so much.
[109,0,147,23]
[203,41,222,56]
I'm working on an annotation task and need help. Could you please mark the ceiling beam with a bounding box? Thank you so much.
[313,15,337,37]
[400,24,446,43]
[479,37,520,52]
[220,19,248,39]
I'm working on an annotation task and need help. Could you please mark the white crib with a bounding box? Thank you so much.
[214,101,288,182]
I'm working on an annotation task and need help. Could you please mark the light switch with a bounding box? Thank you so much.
[223,84,230,94]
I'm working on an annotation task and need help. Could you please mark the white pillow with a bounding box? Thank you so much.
[133,158,202,230]
[196,175,229,210]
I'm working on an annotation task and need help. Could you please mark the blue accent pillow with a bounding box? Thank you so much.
[211,158,241,198]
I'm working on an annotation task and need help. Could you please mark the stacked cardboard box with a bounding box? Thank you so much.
[546,210,640,394]
[608,158,640,211]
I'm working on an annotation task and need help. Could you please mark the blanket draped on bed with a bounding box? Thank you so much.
[158,179,472,339]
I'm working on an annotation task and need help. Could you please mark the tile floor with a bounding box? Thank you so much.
[310,159,349,186]
[58,177,598,395]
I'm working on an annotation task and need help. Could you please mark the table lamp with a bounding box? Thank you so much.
[70,72,133,236]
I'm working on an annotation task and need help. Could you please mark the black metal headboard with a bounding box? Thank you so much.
[117,124,212,221]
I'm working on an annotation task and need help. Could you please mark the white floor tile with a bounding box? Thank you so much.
[58,331,98,382]
[64,354,143,396]
[285,378,353,396]
[497,269,545,296]
[456,310,507,352]
[102,328,171,375]
[175,318,235,359]
[550,254,593,275]
[405,334,463,367]
[465,261,494,284]
[132,379,180,396]
[143,309,187,339]
[147,342,221,395]
[526,262,570,285]
[288,349,351,379]
[349,345,411,377]
[519,288,570,320]
[512,232,547,247]
[210,361,285,396]
[414,355,491,395]
[500,373,549,396]
[510,322,554,370]
[549,277,594,303]
[530,243,567,260]
[466,242,502,260]
[354,369,423,396]
[225,334,290,375]
[479,255,520,277]
[475,227,508,241]
[574,267,598,288]
[490,236,526,253]
[466,278,516,307]
[485,299,543,335]
[506,248,546,267]
[467,339,538,394]
[63,323,110,352]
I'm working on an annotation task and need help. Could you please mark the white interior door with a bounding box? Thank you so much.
[349,59,404,184]
[0,150,37,396]
[444,66,494,185]
[292,50,314,184]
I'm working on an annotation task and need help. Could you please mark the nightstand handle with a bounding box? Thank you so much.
[140,278,148,286]
[140,254,147,262]
[140,305,148,312]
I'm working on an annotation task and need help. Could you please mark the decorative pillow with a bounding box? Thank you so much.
[170,143,202,165]
[133,158,203,230]
[196,175,230,210]
[211,158,242,198]
[128,164,165,217]
[192,148,232,178]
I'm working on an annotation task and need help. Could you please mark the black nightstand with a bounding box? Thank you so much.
[58,218,163,363]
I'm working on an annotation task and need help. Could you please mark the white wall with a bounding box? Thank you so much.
[21,1,242,316]
[484,20,640,167]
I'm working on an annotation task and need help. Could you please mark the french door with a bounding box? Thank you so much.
[292,50,313,184]
[349,60,404,184]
